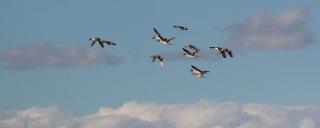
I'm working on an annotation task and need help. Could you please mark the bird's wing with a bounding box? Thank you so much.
[172,26,180,29]
[190,45,200,52]
[187,44,194,48]
[153,28,164,39]
[191,65,201,72]
[150,56,156,62]
[173,25,187,30]
[168,37,175,42]
[91,40,96,47]
[183,48,191,54]
[209,46,217,51]
[99,42,105,48]
[221,51,226,58]
[227,50,233,57]
[158,56,164,61]
[102,40,116,45]
[214,47,223,51]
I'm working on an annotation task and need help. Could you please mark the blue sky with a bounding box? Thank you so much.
[0,0,319,117]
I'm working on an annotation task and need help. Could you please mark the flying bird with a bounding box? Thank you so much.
[209,46,233,58]
[182,48,198,58]
[173,25,188,31]
[190,65,209,78]
[152,28,175,45]
[89,37,116,48]
[150,55,164,67]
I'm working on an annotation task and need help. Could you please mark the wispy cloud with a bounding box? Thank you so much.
[1,100,319,128]
[0,43,122,70]
[225,7,315,49]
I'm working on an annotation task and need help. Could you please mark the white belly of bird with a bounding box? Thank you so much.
[159,40,169,45]
[192,72,204,78]
[154,36,161,40]
[160,61,164,67]
[185,54,196,58]
[192,70,202,75]
[154,36,166,43]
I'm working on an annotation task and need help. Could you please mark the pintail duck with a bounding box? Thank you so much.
[190,65,209,78]
[209,46,233,58]
[89,37,116,48]
[173,25,188,31]
[150,55,164,67]
[152,28,175,45]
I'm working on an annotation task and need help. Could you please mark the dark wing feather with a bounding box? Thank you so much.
[150,56,156,62]
[168,37,175,42]
[227,50,233,57]
[189,44,200,52]
[99,42,104,48]
[221,51,226,58]
[173,26,188,30]
[153,28,164,39]
[158,56,164,61]
[191,65,201,72]
[102,40,116,45]
[210,46,219,51]
[91,40,96,47]
[183,48,191,54]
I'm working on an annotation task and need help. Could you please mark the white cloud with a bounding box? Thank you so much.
[225,7,315,49]
[1,100,320,128]
[0,106,70,128]
[299,118,315,128]
[0,43,122,70]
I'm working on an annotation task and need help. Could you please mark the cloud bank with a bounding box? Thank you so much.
[0,43,122,70]
[1,100,320,128]
[225,8,315,49]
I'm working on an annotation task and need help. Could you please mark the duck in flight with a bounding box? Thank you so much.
[150,55,164,67]
[152,28,175,45]
[182,44,200,58]
[182,48,198,58]
[89,37,116,48]
[190,65,209,78]
[209,46,233,58]
[173,25,188,31]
